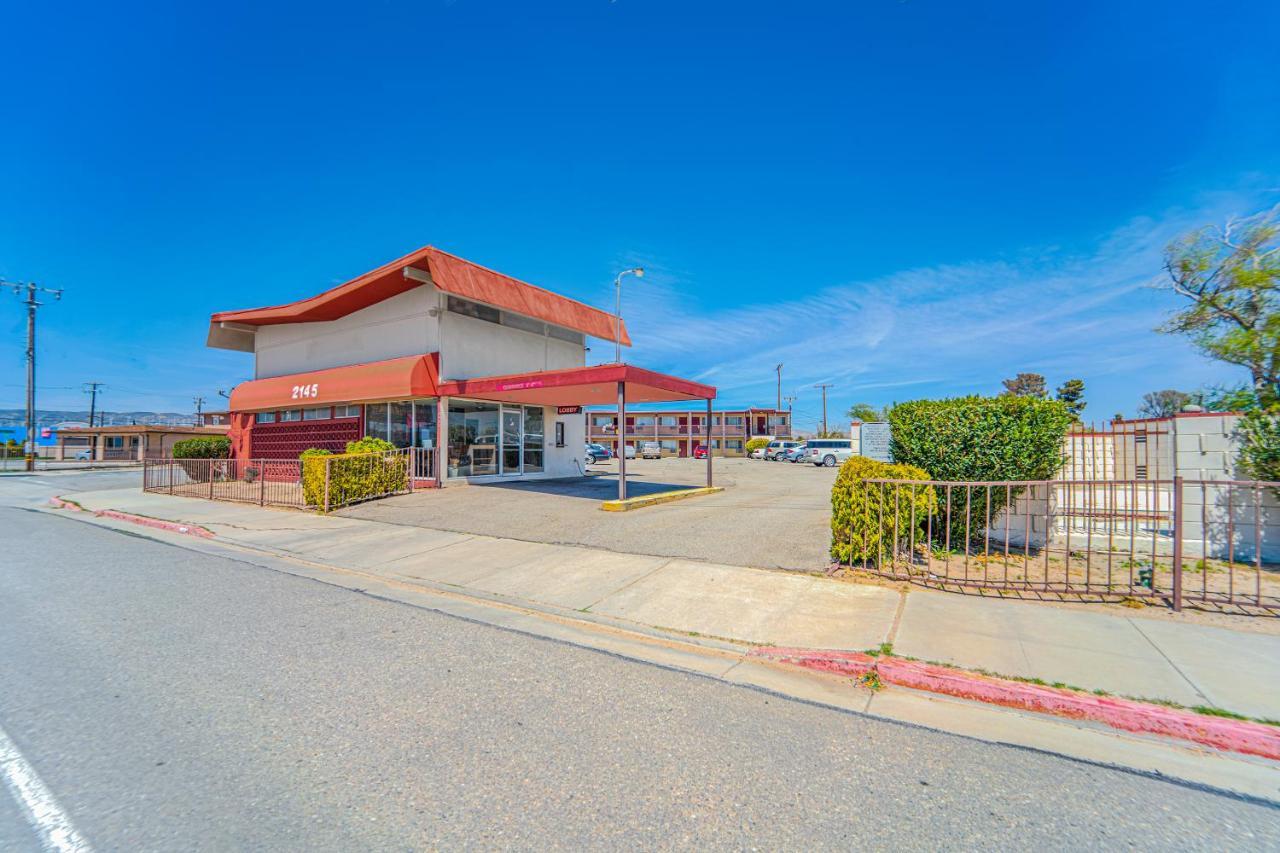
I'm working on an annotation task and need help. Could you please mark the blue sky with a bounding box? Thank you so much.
[2,1,1278,428]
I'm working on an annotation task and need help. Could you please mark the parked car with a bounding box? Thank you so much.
[782,443,809,463]
[765,439,802,460]
[808,438,856,467]
[640,441,662,459]
[584,443,611,464]
[749,446,769,459]
[74,448,93,461]
[693,444,709,460]
[614,444,637,460]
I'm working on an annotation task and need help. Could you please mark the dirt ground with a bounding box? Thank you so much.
[340,456,839,572]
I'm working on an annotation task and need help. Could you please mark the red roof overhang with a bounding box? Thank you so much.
[229,354,440,412]
[209,246,630,347]
[440,364,716,406]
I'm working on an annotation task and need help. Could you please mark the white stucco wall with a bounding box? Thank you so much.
[438,311,585,380]
[254,286,441,379]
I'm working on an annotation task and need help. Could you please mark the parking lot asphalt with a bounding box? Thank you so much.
[340,456,840,572]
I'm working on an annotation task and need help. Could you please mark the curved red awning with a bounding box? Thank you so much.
[229,354,440,412]
[440,364,716,406]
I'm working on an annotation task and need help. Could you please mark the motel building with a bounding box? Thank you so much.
[210,246,716,493]
[585,407,793,457]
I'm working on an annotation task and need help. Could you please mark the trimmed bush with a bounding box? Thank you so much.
[171,435,230,459]
[831,456,936,566]
[745,437,770,456]
[887,395,1071,545]
[300,438,407,510]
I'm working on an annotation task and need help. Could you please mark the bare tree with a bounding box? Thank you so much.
[1139,389,1192,418]
[1159,208,1280,407]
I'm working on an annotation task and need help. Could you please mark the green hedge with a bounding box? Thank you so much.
[830,456,936,566]
[171,435,231,459]
[887,395,1071,546]
[301,437,406,510]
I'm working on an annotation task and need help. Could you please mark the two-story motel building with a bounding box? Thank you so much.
[210,246,716,488]
[584,408,793,457]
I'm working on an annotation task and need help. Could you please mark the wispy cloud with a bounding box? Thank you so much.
[602,189,1279,423]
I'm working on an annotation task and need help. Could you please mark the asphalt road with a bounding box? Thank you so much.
[3,493,1279,849]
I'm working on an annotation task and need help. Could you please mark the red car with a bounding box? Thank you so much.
[693,445,709,459]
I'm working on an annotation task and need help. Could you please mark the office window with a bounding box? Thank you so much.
[523,406,544,473]
[279,410,302,422]
[303,407,330,421]
[257,412,277,424]
[334,404,360,418]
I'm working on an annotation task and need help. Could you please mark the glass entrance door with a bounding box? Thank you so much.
[501,407,522,475]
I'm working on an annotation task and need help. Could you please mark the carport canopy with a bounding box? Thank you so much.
[440,363,717,500]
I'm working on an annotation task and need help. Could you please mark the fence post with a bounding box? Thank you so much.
[259,461,266,506]
[1171,475,1183,612]
[408,450,414,494]
[208,460,215,500]
[142,459,148,491]
[323,456,331,514]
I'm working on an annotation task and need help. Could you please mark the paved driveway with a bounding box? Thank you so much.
[340,456,839,572]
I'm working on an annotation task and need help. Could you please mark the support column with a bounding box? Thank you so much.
[436,396,447,487]
[705,398,713,488]
[617,381,627,501]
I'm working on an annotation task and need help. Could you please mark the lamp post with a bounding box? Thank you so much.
[613,267,644,364]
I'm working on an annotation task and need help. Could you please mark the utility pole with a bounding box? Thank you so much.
[782,393,797,438]
[775,363,783,411]
[193,396,206,424]
[814,383,834,436]
[5,280,63,471]
[83,382,104,428]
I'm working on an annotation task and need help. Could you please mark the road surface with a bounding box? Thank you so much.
[2,476,1278,849]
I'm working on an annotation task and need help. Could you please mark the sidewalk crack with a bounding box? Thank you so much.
[1127,618,1212,705]
[580,558,674,612]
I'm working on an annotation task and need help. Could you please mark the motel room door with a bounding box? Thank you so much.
[501,407,522,475]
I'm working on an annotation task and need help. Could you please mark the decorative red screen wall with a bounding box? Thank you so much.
[250,418,361,460]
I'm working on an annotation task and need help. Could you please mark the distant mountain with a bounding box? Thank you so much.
[0,409,203,427]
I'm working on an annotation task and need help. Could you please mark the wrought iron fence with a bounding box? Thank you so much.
[143,449,421,511]
[846,477,1280,615]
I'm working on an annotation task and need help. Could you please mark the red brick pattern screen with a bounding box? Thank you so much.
[251,418,361,460]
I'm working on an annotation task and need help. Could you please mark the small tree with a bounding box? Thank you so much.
[1158,209,1280,407]
[846,402,883,423]
[1236,410,1280,496]
[1054,379,1086,420]
[1001,373,1047,398]
[1138,389,1192,418]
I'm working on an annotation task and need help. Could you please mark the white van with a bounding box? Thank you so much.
[807,438,855,467]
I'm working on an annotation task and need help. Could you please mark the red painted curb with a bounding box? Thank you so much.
[48,496,83,511]
[749,646,1280,761]
[93,509,215,539]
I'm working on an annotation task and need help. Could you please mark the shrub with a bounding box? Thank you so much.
[831,456,936,566]
[887,395,1072,546]
[745,437,770,455]
[300,438,407,510]
[1237,409,1280,496]
[171,435,230,459]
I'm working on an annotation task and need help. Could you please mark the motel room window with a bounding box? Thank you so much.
[279,410,302,422]
[257,412,277,424]
[523,406,544,473]
[592,415,614,428]
[724,416,743,426]
[334,404,360,418]
[634,416,655,428]
[658,416,677,427]
[448,400,499,477]
[303,407,330,421]
[659,440,678,453]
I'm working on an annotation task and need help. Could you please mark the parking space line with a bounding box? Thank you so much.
[0,722,93,852]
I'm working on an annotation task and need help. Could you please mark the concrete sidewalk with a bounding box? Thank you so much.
[60,487,1280,721]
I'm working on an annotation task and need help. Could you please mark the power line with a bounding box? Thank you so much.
[83,382,105,428]
[193,396,206,422]
[4,279,63,470]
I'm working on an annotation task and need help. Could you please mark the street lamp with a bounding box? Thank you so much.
[613,267,643,364]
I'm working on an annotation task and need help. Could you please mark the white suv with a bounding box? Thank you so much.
[807,438,855,467]
[764,439,801,461]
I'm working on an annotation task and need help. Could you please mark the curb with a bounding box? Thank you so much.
[49,497,216,539]
[601,486,724,512]
[749,646,1280,761]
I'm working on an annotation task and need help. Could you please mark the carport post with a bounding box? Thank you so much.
[705,397,713,488]
[617,380,627,500]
